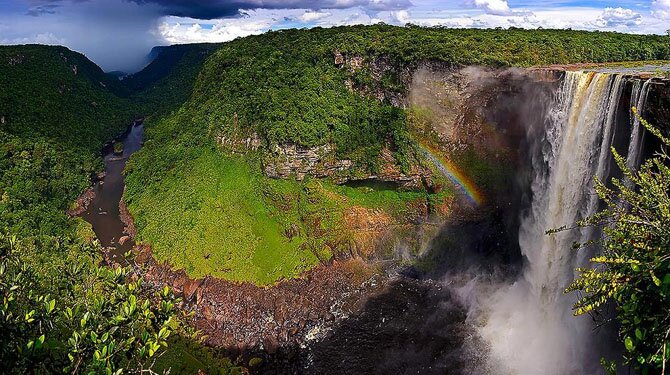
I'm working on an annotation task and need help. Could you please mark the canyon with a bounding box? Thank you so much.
[79,55,670,373]
[4,27,670,374]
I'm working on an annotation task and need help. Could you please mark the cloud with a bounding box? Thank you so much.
[158,10,278,44]
[299,11,332,22]
[652,0,670,19]
[597,7,642,27]
[466,0,512,16]
[3,0,162,72]
[131,0,412,19]
[389,10,410,24]
[25,0,412,19]
[0,32,66,45]
[26,4,60,16]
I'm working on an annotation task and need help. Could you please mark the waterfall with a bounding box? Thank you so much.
[625,79,652,177]
[475,71,646,374]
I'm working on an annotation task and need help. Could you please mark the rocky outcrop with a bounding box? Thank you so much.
[67,187,96,216]
[119,198,137,238]
[218,132,262,154]
[343,206,394,259]
[335,51,409,107]
[263,143,353,181]
[646,79,670,131]
[372,147,432,189]
[263,143,432,189]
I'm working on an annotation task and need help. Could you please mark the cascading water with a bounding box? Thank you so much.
[474,71,649,374]
[626,79,653,180]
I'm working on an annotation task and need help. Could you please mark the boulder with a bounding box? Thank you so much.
[183,279,203,301]
[118,235,130,245]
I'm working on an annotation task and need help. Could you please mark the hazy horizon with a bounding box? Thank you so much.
[1,0,670,72]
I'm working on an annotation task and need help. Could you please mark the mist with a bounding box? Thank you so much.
[1,0,163,73]
[404,65,616,374]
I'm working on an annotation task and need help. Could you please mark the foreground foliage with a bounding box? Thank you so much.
[567,112,670,372]
[0,234,181,373]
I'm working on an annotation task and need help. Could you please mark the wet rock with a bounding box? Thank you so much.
[183,279,203,301]
[263,336,280,354]
[118,236,130,245]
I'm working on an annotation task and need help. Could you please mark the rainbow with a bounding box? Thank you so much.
[419,146,484,206]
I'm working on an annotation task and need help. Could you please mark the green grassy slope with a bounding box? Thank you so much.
[124,26,670,285]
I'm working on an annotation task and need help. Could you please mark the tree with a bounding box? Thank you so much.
[563,109,670,373]
[0,234,182,373]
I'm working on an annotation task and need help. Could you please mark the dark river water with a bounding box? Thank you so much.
[80,121,143,259]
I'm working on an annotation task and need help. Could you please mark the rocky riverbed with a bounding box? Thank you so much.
[129,245,386,354]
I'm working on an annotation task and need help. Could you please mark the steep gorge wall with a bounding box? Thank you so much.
[259,53,557,198]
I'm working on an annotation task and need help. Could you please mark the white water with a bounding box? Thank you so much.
[471,72,649,374]
[625,79,652,180]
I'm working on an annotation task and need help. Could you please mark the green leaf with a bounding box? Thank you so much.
[624,336,635,352]
[80,311,89,328]
[36,334,45,350]
[650,271,661,287]
[45,299,55,314]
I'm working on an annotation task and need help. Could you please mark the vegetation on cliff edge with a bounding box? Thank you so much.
[565,112,670,372]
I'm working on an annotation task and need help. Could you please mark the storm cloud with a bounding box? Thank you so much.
[26,0,412,19]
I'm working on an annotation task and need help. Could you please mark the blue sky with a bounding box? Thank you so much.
[1,0,669,71]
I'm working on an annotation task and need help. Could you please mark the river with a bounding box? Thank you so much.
[79,121,143,260]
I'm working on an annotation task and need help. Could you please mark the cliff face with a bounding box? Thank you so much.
[261,53,670,208]
[260,52,555,201]
[647,79,670,131]
[262,143,432,189]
